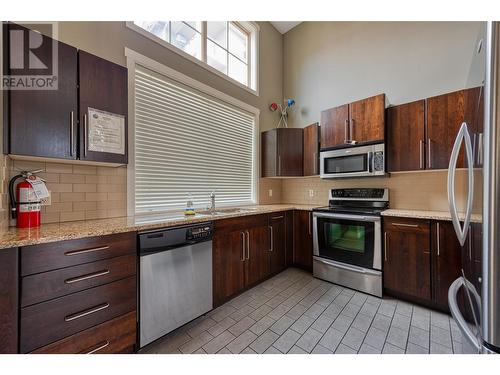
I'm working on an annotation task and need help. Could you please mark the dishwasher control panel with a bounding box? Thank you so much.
[187,224,213,240]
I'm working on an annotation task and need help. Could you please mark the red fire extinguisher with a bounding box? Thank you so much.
[9,171,43,228]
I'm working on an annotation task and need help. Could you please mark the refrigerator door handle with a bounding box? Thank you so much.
[447,122,475,246]
[448,277,481,353]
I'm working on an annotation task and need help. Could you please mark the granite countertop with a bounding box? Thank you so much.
[0,204,319,250]
[381,209,483,223]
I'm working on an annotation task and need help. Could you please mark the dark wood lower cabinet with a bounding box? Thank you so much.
[383,217,432,302]
[31,311,136,354]
[431,221,463,311]
[383,216,465,313]
[293,210,313,271]
[269,213,286,274]
[0,248,18,354]
[245,225,271,286]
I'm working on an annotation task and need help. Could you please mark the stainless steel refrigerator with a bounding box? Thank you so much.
[447,21,500,354]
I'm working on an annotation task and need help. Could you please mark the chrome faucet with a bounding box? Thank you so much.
[209,191,216,214]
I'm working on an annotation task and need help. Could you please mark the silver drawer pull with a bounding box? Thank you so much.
[65,302,110,322]
[84,340,110,354]
[392,223,419,228]
[271,215,284,220]
[64,269,110,284]
[65,246,110,256]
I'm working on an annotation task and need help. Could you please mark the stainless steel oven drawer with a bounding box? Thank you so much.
[313,256,382,297]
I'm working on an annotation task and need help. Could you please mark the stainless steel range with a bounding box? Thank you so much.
[312,188,389,297]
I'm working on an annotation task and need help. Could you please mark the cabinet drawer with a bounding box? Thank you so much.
[21,232,137,276]
[21,255,136,307]
[215,213,269,232]
[20,276,136,353]
[31,311,136,354]
[383,217,430,233]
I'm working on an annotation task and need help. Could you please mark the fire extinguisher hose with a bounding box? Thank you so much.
[9,174,23,219]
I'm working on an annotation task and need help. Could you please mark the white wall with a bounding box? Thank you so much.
[283,21,483,128]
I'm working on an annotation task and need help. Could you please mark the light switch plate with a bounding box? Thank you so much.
[308,189,314,198]
[268,189,273,197]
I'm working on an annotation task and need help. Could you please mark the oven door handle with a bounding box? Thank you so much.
[314,257,381,276]
[312,212,380,222]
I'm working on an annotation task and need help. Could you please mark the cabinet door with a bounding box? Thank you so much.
[6,24,78,159]
[303,123,319,176]
[431,221,463,311]
[0,248,18,354]
[349,94,385,144]
[261,129,277,177]
[383,218,431,301]
[320,104,349,149]
[386,100,426,172]
[213,230,245,307]
[426,89,476,170]
[293,210,313,271]
[269,214,287,274]
[78,50,128,164]
[245,225,270,286]
[277,128,303,176]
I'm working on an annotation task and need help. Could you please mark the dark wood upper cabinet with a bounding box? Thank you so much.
[383,217,431,301]
[293,210,313,271]
[303,123,320,176]
[349,94,385,144]
[5,23,78,159]
[0,247,18,354]
[320,104,349,149]
[431,221,463,311]
[78,50,128,164]
[426,87,481,170]
[261,128,303,177]
[386,100,426,172]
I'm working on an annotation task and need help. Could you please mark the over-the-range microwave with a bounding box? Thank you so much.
[320,143,385,178]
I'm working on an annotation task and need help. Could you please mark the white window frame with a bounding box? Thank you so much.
[126,21,259,96]
[125,48,260,216]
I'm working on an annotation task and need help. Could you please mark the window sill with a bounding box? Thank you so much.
[125,21,259,97]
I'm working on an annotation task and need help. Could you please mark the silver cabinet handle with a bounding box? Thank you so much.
[428,138,432,168]
[447,122,474,246]
[344,119,349,144]
[349,118,354,143]
[478,132,483,165]
[313,152,316,175]
[245,230,250,260]
[269,225,273,252]
[384,232,388,262]
[64,269,110,284]
[65,302,109,322]
[83,113,88,157]
[84,340,110,354]
[392,222,419,228]
[70,111,75,156]
[419,140,424,169]
[271,215,284,220]
[436,222,441,256]
[241,232,245,262]
[65,246,110,256]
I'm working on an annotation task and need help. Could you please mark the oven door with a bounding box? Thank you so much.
[313,212,381,270]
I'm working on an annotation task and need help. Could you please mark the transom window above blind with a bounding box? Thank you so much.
[134,65,256,213]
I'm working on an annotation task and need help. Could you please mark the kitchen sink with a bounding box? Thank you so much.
[198,207,258,215]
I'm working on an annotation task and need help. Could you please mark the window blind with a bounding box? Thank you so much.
[134,65,256,213]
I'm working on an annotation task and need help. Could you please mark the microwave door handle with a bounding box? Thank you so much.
[368,151,374,173]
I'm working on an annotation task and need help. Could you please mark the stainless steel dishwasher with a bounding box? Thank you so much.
[138,222,213,348]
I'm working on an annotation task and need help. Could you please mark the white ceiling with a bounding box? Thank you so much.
[270,22,302,34]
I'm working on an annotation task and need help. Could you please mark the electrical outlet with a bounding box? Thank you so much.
[268,189,273,197]
[308,189,314,198]
[40,191,51,206]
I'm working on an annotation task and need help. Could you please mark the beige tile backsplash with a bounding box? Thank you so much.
[8,159,127,224]
[279,169,482,213]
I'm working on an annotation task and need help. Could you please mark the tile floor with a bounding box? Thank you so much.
[139,268,462,354]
